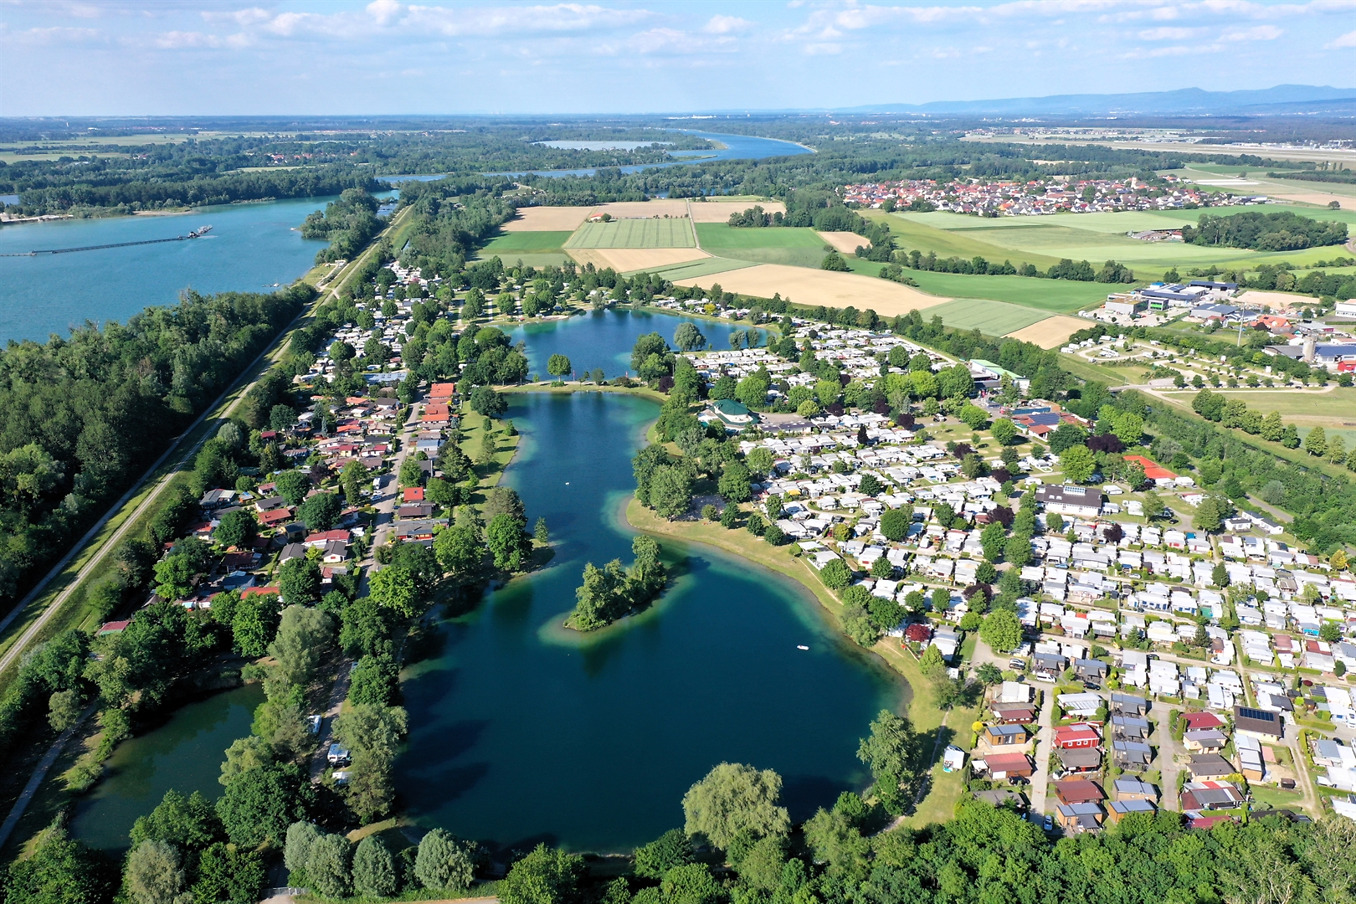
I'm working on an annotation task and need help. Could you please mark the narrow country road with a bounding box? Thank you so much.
[1030,687,1055,815]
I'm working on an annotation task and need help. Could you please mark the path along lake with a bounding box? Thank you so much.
[396,389,901,853]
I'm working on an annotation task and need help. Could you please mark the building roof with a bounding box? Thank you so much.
[983,753,1033,774]
[1055,779,1104,804]
[1123,454,1176,481]
[1036,484,1101,508]
[1233,705,1283,737]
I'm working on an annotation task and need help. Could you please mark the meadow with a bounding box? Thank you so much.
[695,223,828,267]
[920,298,1054,334]
[565,217,696,249]
[842,257,1110,312]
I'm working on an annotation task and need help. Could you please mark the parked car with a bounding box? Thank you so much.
[307,715,322,736]
[1009,658,1026,671]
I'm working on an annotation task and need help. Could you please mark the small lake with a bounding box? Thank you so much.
[397,391,901,852]
[0,196,335,344]
[70,683,264,851]
[506,309,766,380]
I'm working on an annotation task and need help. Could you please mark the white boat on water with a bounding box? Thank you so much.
[796,645,809,651]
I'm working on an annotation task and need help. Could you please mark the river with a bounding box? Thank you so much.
[69,683,264,851]
[397,390,900,853]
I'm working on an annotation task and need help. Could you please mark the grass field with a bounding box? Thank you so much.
[923,298,1053,334]
[479,230,574,254]
[842,257,1110,313]
[568,248,708,272]
[565,218,695,249]
[695,223,827,267]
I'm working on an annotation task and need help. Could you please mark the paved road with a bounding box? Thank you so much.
[1030,685,1055,814]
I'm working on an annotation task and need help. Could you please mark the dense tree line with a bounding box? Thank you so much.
[301,188,383,264]
[0,284,310,613]
[1183,210,1348,251]
[566,536,668,631]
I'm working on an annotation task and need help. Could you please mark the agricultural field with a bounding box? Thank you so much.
[476,230,573,267]
[502,206,593,232]
[687,198,786,223]
[641,257,756,281]
[695,223,828,267]
[920,298,1054,335]
[842,258,1110,313]
[880,208,1353,277]
[818,231,870,253]
[1004,315,1089,348]
[565,217,696,249]
[673,264,952,318]
[1170,164,1356,209]
[568,248,709,273]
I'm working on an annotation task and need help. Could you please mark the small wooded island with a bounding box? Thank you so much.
[565,535,669,631]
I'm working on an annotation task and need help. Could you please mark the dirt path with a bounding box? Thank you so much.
[0,704,96,849]
[1156,707,1182,811]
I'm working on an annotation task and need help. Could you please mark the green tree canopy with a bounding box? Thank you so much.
[681,762,790,851]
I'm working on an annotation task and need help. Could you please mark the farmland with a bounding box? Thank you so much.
[842,257,1110,312]
[673,264,951,318]
[696,223,828,267]
[919,298,1054,335]
[476,230,573,268]
[565,217,696,249]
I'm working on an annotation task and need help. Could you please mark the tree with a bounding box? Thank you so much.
[745,447,774,478]
[435,522,483,578]
[857,710,916,816]
[1305,426,1329,458]
[4,827,114,904]
[980,609,1021,652]
[307,834,353,898]
[546,354,572,379]
[124,841,187,904]
[415,829,478,891]
[821,251,850,271]
[369,565,420,617]
[880,508,911,541]
[648,465,693,520]
[278,557,322,607]
[340,460,366,507]
[674,322,707,352]
[217,761,305,848]
[735,370,771,410]
[191,842,265,904]
[499,844,585,904]
[1047,423,1088,455]
[718,460,753,503]
[274,470,310,506]
[213,510,257,549]
[130,789,223,850]
[268,605,333,689]
[977,662,1003,686]
[980,521,1006,563]
[285,820,323,876]
[298,492,342,531]
[958,404,988,430]
[819,559,851,590]
[990,418,1018,446]
[682,763,789,851]
[1194,495,1226,533]
[470,386,507,418]
[634,829,694,879]
[334,704,408,824]
[919,644,946,678]
[352,836,399,898]
[1212,562,1230,588]
[1059,444,1096,484]
[486,514,532,572]
[231,592,282,658]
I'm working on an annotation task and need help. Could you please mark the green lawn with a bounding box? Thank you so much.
[694,224,829,267]
[479,230,575,254]
[841,256,1107,313]
[1202,389,1356,419]
[922,298,1054,334]
[565,218,695,249]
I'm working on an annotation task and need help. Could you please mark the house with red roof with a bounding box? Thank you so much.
[241,586,280,599]
[1181,711,1225,732]
[1055,723,1102,750]
[403,487,425,503]
[430,382,456,399]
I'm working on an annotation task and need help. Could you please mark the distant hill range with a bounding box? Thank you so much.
[848,85,1356,117]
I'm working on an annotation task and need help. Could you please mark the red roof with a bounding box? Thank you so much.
[983,753,1033,775]
[259,508,293,525]
[99,619,131,634]
[403,487,425,502]
[430,382,456,399]
[241,586,280,599]
[1054,725,1101,748]
[1182,712,1225,731]
[305,529,350,544]
[1123,454,1176,481]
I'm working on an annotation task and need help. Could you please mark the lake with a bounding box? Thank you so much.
[0,197,334,344]
[488,129,813,179]
[69,683,264,851]
[506,309,766,380]
[397,390,901,853]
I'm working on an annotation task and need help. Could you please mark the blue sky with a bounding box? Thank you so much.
[3,0,1355,115]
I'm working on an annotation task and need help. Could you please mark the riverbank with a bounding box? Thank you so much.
[623,496,978,827]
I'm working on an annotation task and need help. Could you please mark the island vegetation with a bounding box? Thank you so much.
[565,535,668,631]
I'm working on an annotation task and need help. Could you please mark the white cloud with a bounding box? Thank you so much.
[1138,26,1204,40]
[1327,27,1356,46]
[1221,24,1283,40]
[13,25,102,45]
[704,14,752,34]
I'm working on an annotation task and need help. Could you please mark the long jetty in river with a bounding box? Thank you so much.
[0,226,211,258]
